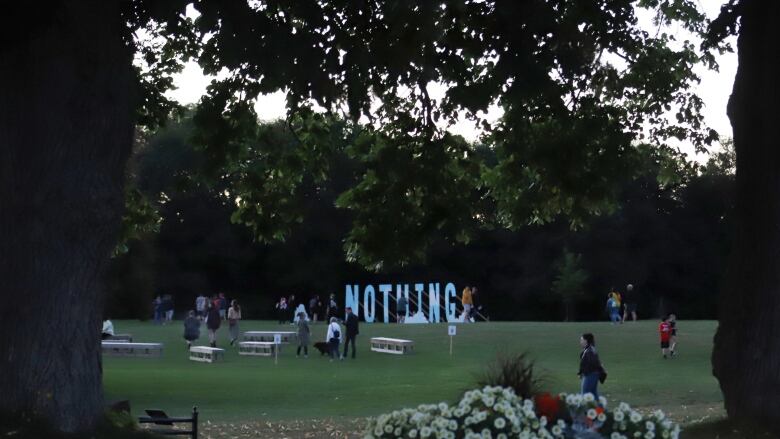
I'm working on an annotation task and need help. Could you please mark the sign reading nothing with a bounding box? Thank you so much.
[344,282,459,323]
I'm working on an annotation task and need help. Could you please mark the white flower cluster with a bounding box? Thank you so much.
[363,387,680,439]
[602,404,680,439]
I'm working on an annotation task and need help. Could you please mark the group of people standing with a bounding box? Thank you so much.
[393,286,485,323]
[292,307,359,361]
[184,293,242,348]
[152,294,175,324]
[275,294,339,325]
[605,284,639,324]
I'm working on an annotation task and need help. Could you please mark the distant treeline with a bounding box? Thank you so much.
[105,117,734,322]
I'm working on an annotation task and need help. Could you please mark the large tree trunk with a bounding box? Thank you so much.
[712,0,780,433]
[0,1,133,433]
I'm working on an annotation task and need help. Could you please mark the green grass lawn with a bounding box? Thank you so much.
[104,320,723,430]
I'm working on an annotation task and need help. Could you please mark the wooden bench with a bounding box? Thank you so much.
[102,342,163,357]
[106,334,133,342]
[242,331,297,344]
[238,341,276,357]
[189,346,225,363]
[138,407,198,439]
[370,337,415,355]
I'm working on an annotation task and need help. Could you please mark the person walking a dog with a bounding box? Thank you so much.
[343,307,359,359]
[326,317,342,361]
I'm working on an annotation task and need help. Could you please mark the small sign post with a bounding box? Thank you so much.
[274,333,282,365]
[448,325,456,356]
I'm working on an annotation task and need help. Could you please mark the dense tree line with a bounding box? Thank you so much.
[107,117,734,323]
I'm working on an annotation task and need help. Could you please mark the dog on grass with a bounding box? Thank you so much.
[313,342,330,355]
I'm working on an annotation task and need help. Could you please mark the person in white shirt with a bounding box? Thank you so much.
[325,317,342,361]
[195,294,207,320]
[102,320,114,340]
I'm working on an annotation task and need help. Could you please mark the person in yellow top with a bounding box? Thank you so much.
[461,286,473,323]
[611,290,622,308]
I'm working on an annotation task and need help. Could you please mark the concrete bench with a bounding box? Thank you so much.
[238,341,276,357]
[106,334,133,342]
[243,331,297,344]
[102,342,163,357]
[370,337,415,355]
[189,346,225,363]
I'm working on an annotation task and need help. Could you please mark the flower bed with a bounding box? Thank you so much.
[364,386,679,439]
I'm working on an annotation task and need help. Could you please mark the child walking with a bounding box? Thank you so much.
[296,312,310,358]
[668,313,678,357]
[659,315,672,359]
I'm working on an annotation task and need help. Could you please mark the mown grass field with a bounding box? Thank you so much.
[103,320,724,435]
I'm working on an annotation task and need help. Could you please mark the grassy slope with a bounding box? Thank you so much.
[103,320,723,426]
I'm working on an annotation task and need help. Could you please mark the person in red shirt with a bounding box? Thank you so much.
[659,315,672,359]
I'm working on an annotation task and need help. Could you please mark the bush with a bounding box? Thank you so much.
[477,351,544,399]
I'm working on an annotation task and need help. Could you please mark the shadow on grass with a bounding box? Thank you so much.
[0,411,161,439]
[684,419,775,439]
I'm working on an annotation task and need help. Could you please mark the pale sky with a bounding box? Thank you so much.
[167,3,737,160]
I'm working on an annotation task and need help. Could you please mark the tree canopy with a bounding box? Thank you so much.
[124,0,724,269]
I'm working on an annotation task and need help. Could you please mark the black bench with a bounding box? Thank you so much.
[138,407,198,439]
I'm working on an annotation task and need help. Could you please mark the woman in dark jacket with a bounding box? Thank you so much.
[206,303,221,347]
[183,310,201,348]
[578,333,604,400]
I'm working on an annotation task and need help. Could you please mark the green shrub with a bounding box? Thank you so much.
[477,351,544,399]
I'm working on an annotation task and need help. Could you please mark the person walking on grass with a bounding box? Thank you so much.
[606,292,621,324]
[309,295,320,323]
[218,292,228,320]
[578,333,605,400]
[461,286,473,322]
[343,307,359,359]
[470,287,481,321]
[195,293,207,320]
[101,319,114,340]
[288,294,297,323]
[206,302,221,347]
[183,310,200,349]
[668,313,678,357]
[326,294,339,321]
[622,284,638,322]
[326,316,342,361]
[152,295,163,325]
[396,294,408,323]
[227,299,242,346]
[163,294,174,323]
[275,296,288,324]
[296,312,310,358]
[659,315,672,359]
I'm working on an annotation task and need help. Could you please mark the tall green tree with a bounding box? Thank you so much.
[550,249,588,321]
[708,1,780,431]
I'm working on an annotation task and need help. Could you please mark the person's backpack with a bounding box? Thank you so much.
[332,324,340,340]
